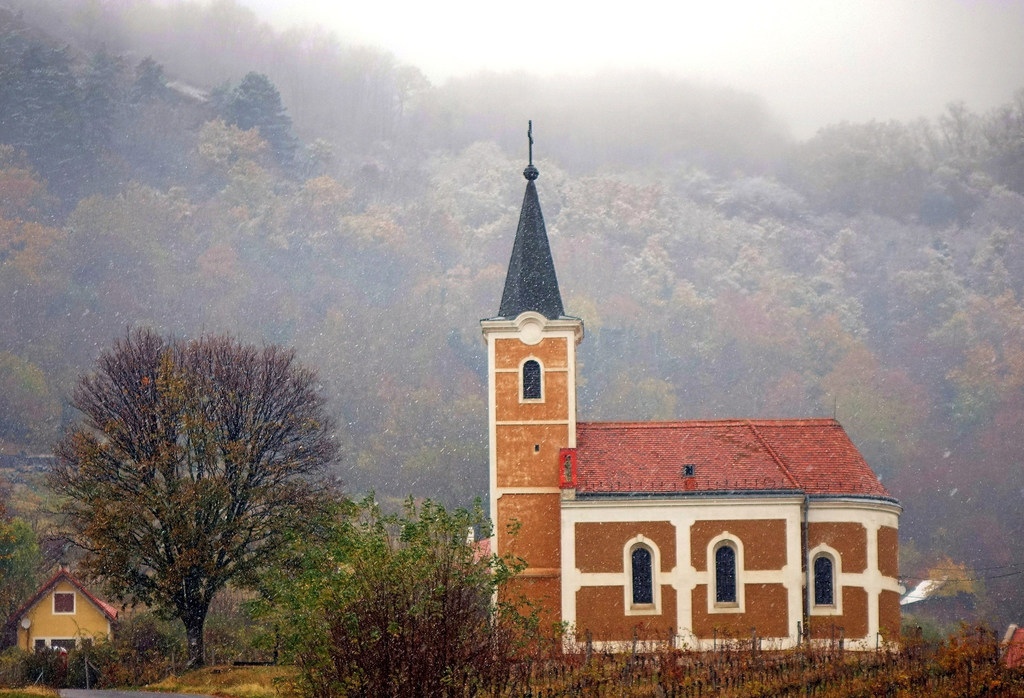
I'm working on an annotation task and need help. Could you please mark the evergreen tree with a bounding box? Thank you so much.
[129,56,168,103]
[225,72,296,165]
[0,42,87,201]
[80,47,127,183]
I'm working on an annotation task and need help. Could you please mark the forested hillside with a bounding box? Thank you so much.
[2,0,1023,626]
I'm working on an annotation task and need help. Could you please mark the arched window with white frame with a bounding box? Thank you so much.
[707,533,744,613]
[623,536,661,615]
[813,554,835,606]
[521,359,542,401]
[714,542,737,604]
[631,545,653,605]
[809,544,842,616]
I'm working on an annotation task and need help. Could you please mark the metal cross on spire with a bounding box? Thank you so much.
[528,120,534,165]
[524,120,539,180]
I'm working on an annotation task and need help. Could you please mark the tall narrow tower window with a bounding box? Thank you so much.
[522,360,542,400]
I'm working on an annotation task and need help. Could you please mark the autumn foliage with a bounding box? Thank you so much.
[3,0,1024,626]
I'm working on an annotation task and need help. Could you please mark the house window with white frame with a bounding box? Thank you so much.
[53,592,75,614]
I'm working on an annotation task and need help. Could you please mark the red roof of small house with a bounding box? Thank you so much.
[473,537,492,563]
[575,418,892,499]
[1004,625,1024,668]
[11,568,118,624]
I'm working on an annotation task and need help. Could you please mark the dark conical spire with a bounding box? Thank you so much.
[497,122,564,320]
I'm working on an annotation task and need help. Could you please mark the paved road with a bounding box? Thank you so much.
[60,687,214,691]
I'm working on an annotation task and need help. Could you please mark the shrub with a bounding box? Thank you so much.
[258,496,544,698]
[99,612,185,686]
[204,587,276,665]
[20,650,65,688]
[0,648,28,687]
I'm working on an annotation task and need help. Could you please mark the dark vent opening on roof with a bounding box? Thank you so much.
[683,464,695,477]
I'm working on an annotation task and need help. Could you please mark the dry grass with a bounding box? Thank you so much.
[0,689,59,698]
[147,665,298,698]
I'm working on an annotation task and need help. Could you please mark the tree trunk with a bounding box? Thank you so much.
[184,605,208,668]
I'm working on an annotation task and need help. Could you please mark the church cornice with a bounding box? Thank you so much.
[481,311,583,344]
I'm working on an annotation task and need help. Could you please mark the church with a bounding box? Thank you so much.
[481,136,902,650]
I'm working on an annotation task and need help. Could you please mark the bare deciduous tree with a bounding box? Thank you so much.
[52,328,337,667]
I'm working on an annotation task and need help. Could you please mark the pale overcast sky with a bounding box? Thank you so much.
[235,0,1024,136]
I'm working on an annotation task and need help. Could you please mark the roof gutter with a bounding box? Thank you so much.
[806,492,902,507]
[574,491,900,506]
[575,489,806,500]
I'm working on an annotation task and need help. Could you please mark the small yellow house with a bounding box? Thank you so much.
[12,568,118,650]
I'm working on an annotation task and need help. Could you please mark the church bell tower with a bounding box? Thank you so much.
[481,123,583,616]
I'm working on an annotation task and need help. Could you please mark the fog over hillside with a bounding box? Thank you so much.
[238,0,1024,138]
[2,0,1024,630]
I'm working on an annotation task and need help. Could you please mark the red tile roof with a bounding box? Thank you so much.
[575,419,891,499]
[10,568,118,624]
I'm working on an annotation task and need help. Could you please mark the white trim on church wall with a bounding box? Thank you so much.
[485,328,499,554]
[560,495,900,650]
[806,500,901,647]
[561,496,803,648]
[495,486,561,495]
